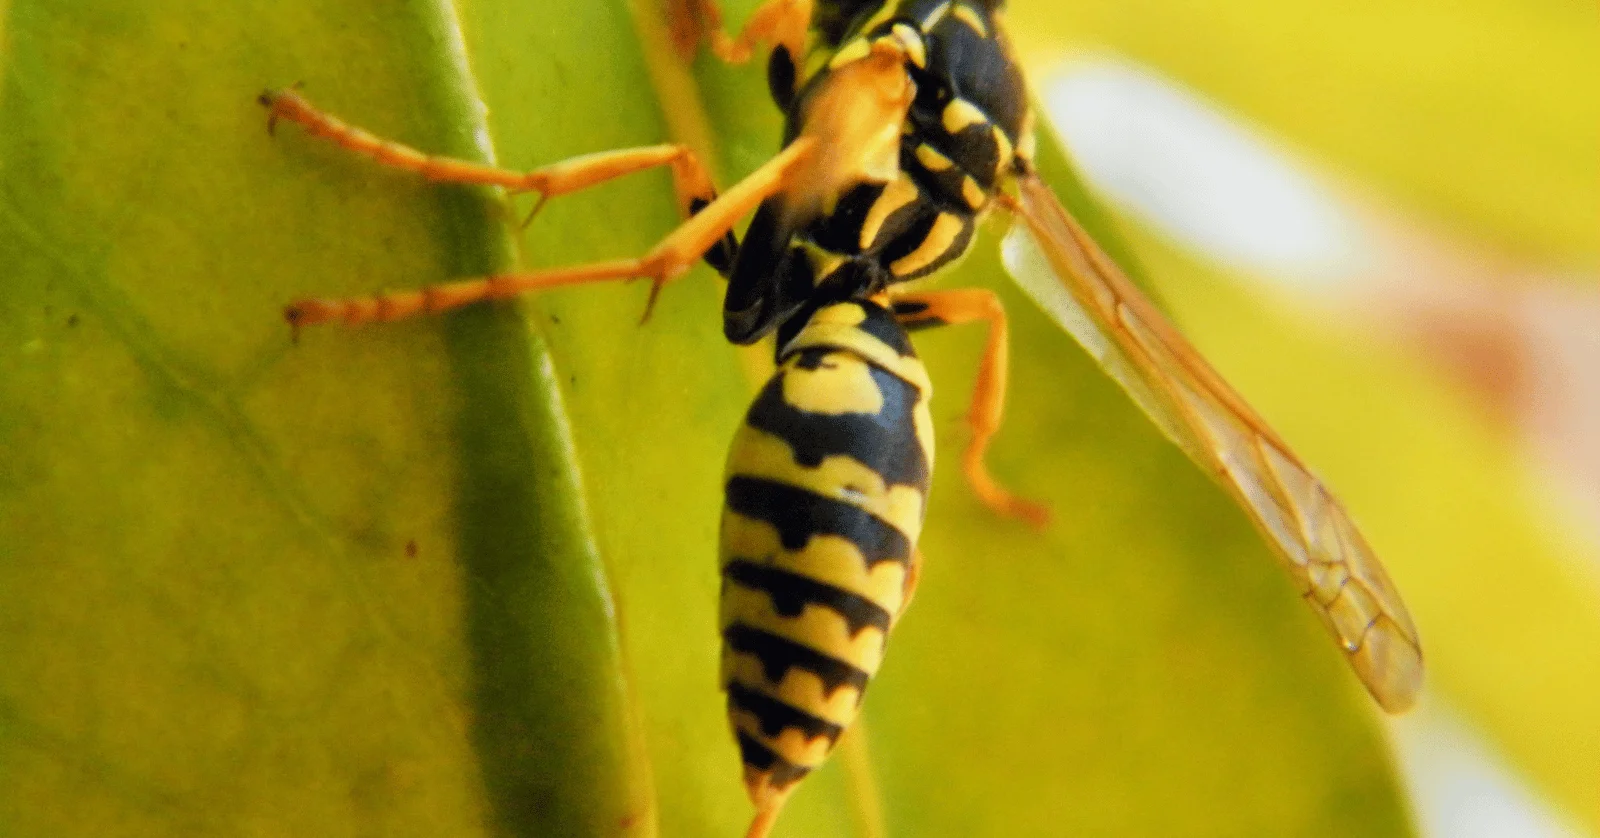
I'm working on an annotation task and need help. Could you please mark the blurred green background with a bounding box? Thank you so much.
[0,0,1593,836]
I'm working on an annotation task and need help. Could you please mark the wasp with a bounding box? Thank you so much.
[261,1,1424,835]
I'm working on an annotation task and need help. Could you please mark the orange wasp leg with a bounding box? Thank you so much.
[743,804,783,838]
[260,88,721,224]
[897,548,924,622]
[283,137,816,329]
[672,0,813,65]
[892,289,1051,528]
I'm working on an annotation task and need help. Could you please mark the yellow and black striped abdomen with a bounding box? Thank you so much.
[719,300,933,810]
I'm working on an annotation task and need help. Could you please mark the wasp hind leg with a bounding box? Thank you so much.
[892,289,1051,528]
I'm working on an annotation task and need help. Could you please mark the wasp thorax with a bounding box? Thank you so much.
[788,44,915,220]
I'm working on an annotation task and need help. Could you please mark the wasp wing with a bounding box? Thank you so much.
[1002,174,1423,713]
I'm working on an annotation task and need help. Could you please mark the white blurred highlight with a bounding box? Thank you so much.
[1041,55,1367,288]
[1394,704,1591,838]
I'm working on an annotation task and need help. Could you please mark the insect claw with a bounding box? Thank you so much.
[639,279,666,325]
[260,82,305,136]
[284,304,304,343]
[258,91,280,135]
[518,194,550,231]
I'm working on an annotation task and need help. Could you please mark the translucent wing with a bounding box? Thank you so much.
[1002,174,1423,712]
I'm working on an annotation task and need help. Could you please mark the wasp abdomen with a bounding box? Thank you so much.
[719,299,933,809]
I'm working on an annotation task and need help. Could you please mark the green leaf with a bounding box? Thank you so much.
[0,2,649,835]
[0,1,1412,836]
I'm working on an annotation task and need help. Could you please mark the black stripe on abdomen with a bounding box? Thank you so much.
[724,559,892,637]
[724,476,912,568]
[737,732,811,789]
[723,623,871,697]
[744,354,928,490]
[727,682,845,745]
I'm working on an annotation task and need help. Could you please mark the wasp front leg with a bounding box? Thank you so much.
[261,89,813,329]
[892,289,1051,528]
[261,89,729,241]
[282,135,816,330]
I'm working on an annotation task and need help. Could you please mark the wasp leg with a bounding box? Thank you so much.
[263,88,737,275]
[261,88,725,224]
[896,548,923,622]
[675,0,813,65]
[892,289,1051,528]
[285,138,815,329]
[743,804,783,838]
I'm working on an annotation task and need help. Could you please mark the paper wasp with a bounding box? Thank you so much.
[261,1,1423,835]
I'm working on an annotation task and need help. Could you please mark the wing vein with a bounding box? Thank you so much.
[1001,174,1422,712]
